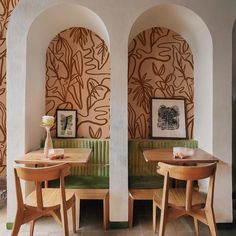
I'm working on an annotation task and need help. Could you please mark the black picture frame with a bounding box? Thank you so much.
[56,109,77,138]
[151,97,187,139]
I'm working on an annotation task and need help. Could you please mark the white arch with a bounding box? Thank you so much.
[129,4,213,152]
[7,1,109,222]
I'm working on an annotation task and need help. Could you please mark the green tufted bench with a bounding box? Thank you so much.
[128,139,198,227]
[49,138,109,189]
[47,138,198,228]
[49,138,197,189]
[128,139,198,188]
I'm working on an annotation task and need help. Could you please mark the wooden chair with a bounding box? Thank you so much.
[12,163,76,236]
[153,162,217,236]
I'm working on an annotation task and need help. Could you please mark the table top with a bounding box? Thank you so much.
[15,148,92,166]
[143,148,218,164]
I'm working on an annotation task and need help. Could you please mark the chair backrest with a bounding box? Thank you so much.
[156,162,217,211]
[157,162,217,181]
[14,163,70,210]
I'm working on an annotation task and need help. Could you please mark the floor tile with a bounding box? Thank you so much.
[1,200,236,236]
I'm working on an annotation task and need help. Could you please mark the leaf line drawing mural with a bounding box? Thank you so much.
[128,27,194,139]
[0,0,19,176]
[46,27,110,139]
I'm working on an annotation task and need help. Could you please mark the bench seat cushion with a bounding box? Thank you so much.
[48,176,109,189]
[129,176,164,189]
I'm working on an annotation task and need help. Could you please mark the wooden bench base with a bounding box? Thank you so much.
[68,189,109,230]
[128,189,157,228]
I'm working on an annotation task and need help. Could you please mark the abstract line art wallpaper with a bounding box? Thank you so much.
[128,27,194,139]
[46,27,111,139]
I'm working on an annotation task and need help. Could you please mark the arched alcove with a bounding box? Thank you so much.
[26,3,110,151]
[128,4,233,223]
[7,2,109,222]
[129,4,213,152]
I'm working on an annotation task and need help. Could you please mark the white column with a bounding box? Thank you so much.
[109,37,129,222]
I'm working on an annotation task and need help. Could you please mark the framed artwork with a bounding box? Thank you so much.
[56,109,77,138]
[151,98,187,139]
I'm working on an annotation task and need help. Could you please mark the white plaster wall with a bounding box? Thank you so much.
[7,0,236,224]
[26,3,110,152]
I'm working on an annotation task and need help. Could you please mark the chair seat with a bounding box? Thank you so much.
[153,188,206,208]
[129,189,156,200]
[26,188,74,208]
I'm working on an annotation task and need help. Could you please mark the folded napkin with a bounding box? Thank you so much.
[48,148,64,160]
[173,147,194,159]
[48,153,64,160]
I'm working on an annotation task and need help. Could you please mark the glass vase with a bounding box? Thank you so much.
[44,126,53,158]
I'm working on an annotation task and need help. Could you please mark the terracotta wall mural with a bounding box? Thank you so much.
[46,27,110,139]
[128,27,194,139]
[0,0,19,176]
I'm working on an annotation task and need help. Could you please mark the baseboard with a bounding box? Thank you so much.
[109,221,129,229]
[6,222,13,230]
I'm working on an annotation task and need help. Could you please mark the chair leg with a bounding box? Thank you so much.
[193,217,199,236]
[103,193,109,230]
[75,197,80,230]
[11,210,23,236]
[159,206,167,236]
[51,209,61,225]
[153,201,157,233]
[30,220,36,236]
[128,195,134,228]
[72,203,76,233]
[206,209,217,236]
[61,207,69,236]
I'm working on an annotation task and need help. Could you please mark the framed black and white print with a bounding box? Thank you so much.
[56,109,77,138]
[151,98,187,139]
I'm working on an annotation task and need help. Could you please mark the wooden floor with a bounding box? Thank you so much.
[0,200,236,235]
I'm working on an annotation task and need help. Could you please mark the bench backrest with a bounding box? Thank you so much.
[128,139,198,176]
[53,138,109,177]
[52,138,198,177]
